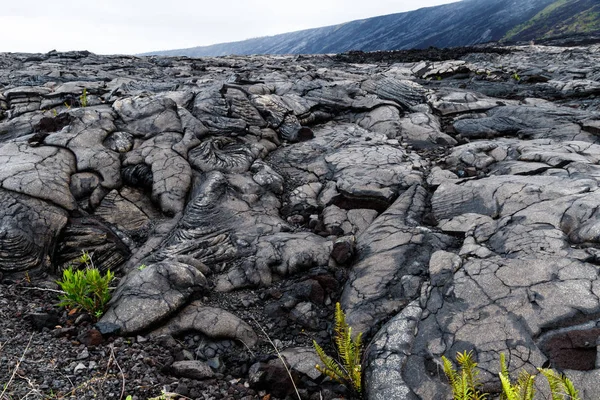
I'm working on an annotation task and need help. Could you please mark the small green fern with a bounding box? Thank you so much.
[313,302,363,395]
[499,353,535,400]
[537,368,581,400]
[442,351,487,400]
[443,351,582,400]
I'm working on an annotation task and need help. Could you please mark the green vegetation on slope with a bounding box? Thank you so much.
[502,0,600,42]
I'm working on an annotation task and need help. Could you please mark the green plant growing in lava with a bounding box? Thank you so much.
[442,350,487,400]
[56,251,114,319]
[313,302,363,395]
[79,88,88,107]
[442,351,581,400]
[498,353,535,400]
[537,368,581,400]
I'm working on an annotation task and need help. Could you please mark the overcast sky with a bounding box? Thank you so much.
[3,0,460,55]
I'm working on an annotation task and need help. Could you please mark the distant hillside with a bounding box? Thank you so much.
[502,0,600,42]
[144,0,556,57]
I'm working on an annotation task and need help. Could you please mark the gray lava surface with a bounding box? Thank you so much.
[1,44,600,399]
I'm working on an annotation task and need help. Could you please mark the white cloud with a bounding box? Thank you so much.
[1,0,460,54]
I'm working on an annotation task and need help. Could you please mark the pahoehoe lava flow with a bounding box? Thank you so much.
[1,44,600,399]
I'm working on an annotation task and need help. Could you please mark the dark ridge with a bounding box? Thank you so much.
[333,45,516,64]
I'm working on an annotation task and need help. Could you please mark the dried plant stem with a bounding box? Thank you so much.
[149,389,193,400]
[21,286,65,294]
[0,333,34,399]
[100,344,127,400]
[252,317,301,400]
[110,345,127,400]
